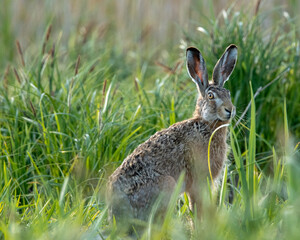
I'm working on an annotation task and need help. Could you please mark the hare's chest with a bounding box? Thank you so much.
[187,140,209,175]
[209,140,227,178]
[188,135,227,180]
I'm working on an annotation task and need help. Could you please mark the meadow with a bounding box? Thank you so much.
[0,0,300,239]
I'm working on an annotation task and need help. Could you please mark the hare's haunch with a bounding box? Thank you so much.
[107,44,238,225]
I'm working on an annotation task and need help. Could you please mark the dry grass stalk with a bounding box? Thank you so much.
[16,40,25,67]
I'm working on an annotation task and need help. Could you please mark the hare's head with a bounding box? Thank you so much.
[186,45,237,122]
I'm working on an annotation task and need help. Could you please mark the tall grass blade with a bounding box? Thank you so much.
[248,81,256,218]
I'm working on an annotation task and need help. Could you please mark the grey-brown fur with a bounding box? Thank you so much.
[107,45,238,225]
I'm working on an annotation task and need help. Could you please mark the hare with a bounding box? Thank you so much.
[106,44,238,227]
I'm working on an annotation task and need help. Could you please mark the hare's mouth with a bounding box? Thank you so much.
[218,115,231,122]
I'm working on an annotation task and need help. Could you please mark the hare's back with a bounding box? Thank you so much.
[110,119,203,192]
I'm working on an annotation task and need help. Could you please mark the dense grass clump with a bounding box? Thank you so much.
[0,1,299,239]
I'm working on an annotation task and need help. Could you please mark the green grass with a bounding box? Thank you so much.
[1,1,300,239]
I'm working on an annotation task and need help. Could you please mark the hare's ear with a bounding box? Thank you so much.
[212,44,238,86]
[186,47,208,96]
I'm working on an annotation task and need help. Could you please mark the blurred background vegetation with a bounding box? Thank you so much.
[0,0,299,239]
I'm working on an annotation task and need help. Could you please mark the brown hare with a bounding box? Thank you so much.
[107,44,238,227]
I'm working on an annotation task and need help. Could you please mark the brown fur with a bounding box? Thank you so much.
[106,45,238,226]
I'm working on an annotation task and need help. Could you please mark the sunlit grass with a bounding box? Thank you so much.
[0,1,300,239]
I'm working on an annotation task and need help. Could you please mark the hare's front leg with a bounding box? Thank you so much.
[187,185,202,220]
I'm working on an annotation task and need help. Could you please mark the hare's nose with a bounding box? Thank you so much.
[225,108,231,115]
[225,107,235,119]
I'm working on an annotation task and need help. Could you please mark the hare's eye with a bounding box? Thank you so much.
[207,92,214,99]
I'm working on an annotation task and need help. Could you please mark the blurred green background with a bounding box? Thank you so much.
[0,0,299,239]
